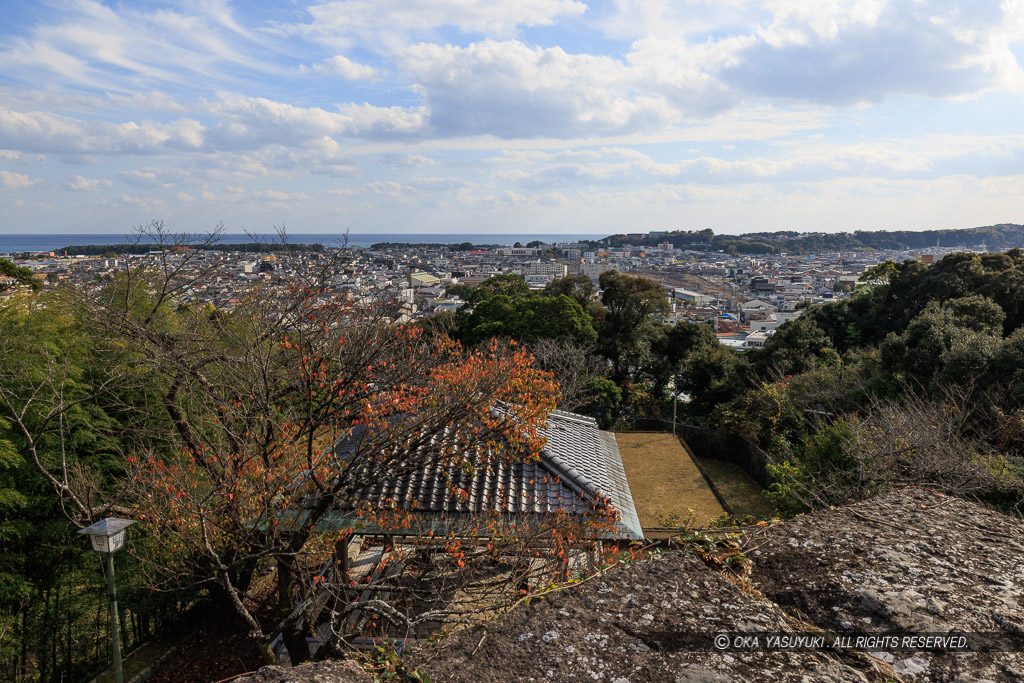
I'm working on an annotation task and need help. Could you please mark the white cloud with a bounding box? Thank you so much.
[115,193,166,211]
[598,1,1024,106]
[399,39,679,137]
[1,0,1024,234]
[68,175,111,191]
[0,149,45,164]
[0,106,205,154]
[106,91,188,113]
[360,180,403,195]
[723,0,1024,103]
[405,176,476,191]
[117,168,196,188]
[0,170,38,189]
[0,0,282,93]
[205,95,425,146]
[255,189,313,201]
[376,152,437,168]
[306,55,378,79]
[291,0,587,48]
[483,132,1024,192]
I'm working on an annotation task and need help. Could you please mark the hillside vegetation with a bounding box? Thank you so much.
[600,223,1024,254]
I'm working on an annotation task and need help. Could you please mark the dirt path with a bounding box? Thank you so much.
[614,431,725,528]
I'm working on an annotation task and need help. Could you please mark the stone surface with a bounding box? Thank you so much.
[235,660,371,683]
[747,487,1024,682]
[417,551,878,682]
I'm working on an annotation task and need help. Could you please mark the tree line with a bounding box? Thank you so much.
[599,223,1024,254]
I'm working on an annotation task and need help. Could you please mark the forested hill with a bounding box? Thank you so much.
[599,223,1024,254]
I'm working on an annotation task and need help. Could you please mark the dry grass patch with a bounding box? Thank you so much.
[695,458,778,519]
[615,431,726,528]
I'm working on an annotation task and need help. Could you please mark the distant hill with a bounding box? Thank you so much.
[600,223,1024,255]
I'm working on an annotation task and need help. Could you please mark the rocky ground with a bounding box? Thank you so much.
[235,660,370,682]
[239,488,1024,682]
[747,488,1024,681]
[417,550,879,682]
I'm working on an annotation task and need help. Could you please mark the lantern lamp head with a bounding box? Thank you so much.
[77,517,135,554]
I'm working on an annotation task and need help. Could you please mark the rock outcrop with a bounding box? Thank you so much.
[240,488,1024,682]
[419,550,874,682]
[236,660,371,683]
[747,488,1024,681]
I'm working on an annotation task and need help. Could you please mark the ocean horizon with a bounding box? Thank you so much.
[0,232,606,254]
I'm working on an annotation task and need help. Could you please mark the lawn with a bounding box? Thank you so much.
[615,431,726,528]
[695,458,778,519]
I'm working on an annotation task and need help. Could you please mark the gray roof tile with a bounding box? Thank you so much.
[333,409,643,540]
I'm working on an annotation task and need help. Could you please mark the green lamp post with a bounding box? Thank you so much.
[78,518,135,683]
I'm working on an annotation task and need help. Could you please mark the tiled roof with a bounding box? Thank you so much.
[329,409,642,540]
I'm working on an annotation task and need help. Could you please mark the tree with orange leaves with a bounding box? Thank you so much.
[81,225,615,664]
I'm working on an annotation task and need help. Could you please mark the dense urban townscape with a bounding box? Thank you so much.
[2,229,979,352]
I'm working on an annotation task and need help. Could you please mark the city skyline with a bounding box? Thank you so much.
[1,0,1024,235]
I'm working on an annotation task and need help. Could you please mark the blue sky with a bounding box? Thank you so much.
[1,0,1023,236]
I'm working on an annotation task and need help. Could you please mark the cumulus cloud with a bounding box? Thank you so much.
[68,175,112,191]
[376,153,437,168]
[204,95,425,147]
[0,106,205,154]
[117,168,195,188]
[0,170,38,189]
[723,0,1024,104]
[486,133,1024,192]
[596,1,1024,107]
[399,39,679,138]
[305,55,378,79]
[0,149,45,164]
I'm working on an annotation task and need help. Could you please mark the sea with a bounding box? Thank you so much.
[0,233,605,254]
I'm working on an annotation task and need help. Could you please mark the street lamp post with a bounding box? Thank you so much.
[78,518,135,683]
[672,390,678,436]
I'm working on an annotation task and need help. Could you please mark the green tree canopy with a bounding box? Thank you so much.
[544,275,596,307]
[0,258,39,292]
[597,271,670,380]
[458,294,597,347]
[753,319,840,378]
